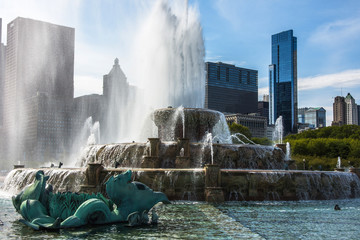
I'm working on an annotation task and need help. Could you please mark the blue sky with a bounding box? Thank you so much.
[1,0,360,126]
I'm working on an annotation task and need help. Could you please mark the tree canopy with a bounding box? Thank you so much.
[286,125,360,140]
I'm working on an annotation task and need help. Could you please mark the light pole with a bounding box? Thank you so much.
[303,159,306,170]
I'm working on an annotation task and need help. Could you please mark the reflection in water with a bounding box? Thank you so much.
[1,195,360,239]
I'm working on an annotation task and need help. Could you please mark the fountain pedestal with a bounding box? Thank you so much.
[204,164,224,202]
[148,138,160,156]
[284,160,296,170]
[80,163,104,193]
[141,138,161,168]
[175,156,191,168]
[275,144,286,153]
[177,138,190,156]
[175,138,191,168]
[141,156,161,168]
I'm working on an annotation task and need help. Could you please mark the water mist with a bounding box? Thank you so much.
[113,0,205,142]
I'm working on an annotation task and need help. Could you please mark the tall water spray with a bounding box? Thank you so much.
[285,142,291,160]
[273,116,284,144]
[337,156,341,169]
[103,0,205,144]
[134,0,205,109]
[71,117,100,166]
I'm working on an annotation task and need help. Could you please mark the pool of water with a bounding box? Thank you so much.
[0,190,359,239]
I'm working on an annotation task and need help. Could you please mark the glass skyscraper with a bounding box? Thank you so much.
[269,30,298,134]
[205,62,258,114]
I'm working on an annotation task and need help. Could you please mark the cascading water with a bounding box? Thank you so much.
[212,114,232,144]
[3,168,85,194]
[273,116,284,144]
[195,132,215,167]
[168,106,185,140]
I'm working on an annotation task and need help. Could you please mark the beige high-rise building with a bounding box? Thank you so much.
[332,96,346,126]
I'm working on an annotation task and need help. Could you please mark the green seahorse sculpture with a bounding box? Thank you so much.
[12,170,170,230]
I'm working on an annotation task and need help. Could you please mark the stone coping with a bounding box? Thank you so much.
[10,167,356,174]
[220,169,354,174]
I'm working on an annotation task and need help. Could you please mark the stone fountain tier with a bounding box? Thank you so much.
[5,167,360,201]
[80,142,285,170]
[153,108,223,142]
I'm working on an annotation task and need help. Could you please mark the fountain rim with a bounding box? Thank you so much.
[153,107,224,114]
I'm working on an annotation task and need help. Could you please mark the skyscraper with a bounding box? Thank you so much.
[102,58,139,142]
[205,62,258,114]
[4,17,74,166]
[298,107,326,129]
[345,93,358,125]
[332,96,346,126]
[269,30,298,134]
[0,18,6,127]
[258,94,269,122]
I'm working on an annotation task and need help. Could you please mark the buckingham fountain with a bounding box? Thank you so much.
[4,107,360,205]
[1,0,360,237]
[4,0,360,206]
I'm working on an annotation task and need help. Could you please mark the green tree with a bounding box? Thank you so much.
[252,137,272,146]
[228,122,252,138]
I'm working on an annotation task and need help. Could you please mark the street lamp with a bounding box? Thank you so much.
[303,159,306,170]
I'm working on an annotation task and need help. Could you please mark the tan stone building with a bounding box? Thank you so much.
[225,113,267,138]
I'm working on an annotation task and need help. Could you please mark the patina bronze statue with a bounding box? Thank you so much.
[12,170,170,230]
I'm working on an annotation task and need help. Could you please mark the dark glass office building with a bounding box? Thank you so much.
[269,30,298,134]
[205,62,258,114]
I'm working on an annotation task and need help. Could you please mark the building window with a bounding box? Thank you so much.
[217,66,220,81]
[226,68,229,82]
[239,70,242,83]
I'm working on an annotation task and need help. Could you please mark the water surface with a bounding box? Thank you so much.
[0,192,359,239]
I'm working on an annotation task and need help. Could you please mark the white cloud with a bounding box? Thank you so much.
[213,0,242,29]
[309,17,360,46]
[0,0,81,43]
[258,77,267,85]
[299,69,360,91]
[258,86,269,100]
[74,75,103,97]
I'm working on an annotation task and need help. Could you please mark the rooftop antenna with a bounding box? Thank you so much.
[341,87,343,96]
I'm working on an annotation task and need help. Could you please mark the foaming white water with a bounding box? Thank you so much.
[2,168,85,194]
[212,114,232,144]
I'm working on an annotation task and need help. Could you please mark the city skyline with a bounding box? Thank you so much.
[1,0,359,126]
